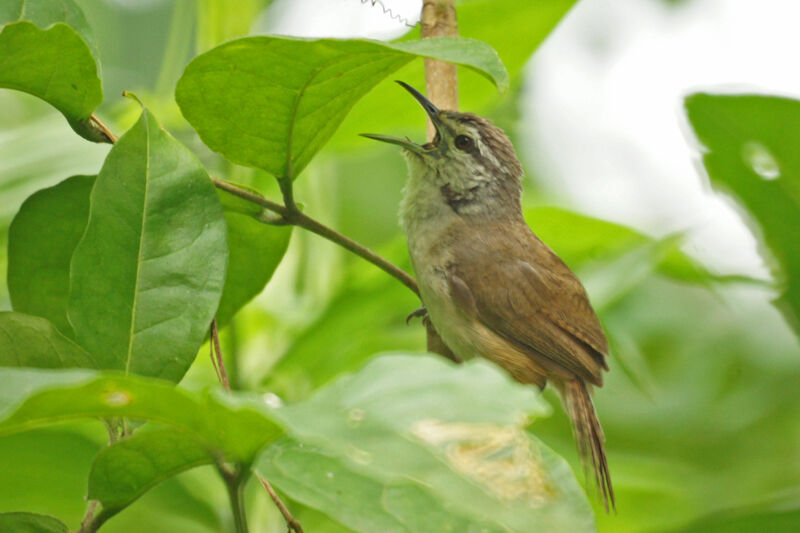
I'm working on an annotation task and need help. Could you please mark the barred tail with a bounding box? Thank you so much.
[564,379,615,512]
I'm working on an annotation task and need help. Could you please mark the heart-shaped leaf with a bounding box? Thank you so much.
[176,36,508,179]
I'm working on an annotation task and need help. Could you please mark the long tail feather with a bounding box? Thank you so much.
[564,379,615,512]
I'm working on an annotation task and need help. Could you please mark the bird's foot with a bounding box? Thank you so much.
[406,306,428,325]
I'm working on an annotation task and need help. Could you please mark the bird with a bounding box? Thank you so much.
[361,81,615,511]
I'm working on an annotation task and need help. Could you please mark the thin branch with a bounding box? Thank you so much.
[210,318,230,391]
[219,467,250,533]
[259,476,304,533]
[211,178,420,296]
[90,114,118,143]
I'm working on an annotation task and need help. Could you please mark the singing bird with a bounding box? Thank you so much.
[362,81,615,510]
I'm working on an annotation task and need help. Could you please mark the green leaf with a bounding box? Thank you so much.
[88,427,212,512]
[265,354,595,533]
[685,93,800,333]
[215,189,292,327]
[0,0,103,140]
[0,312,95,369]
[525,206,738,283]
[331,0,577,150]
[0,0,101,61]
[258,438,504,533]
[8,176,94,337]
[0,512,68,533]
[175,36,507,179]
[67,106,228,382]
[0,369,283,462]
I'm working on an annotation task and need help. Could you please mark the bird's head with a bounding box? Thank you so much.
[361,81,523,217]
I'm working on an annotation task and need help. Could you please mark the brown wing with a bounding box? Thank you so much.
[449,220,609,386]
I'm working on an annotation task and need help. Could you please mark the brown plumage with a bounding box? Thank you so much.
[363,82,615,511]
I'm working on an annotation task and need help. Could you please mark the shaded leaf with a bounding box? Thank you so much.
[68,106,228,382]
[0,312,95,369]
[0,0,101,61]
[0,0,103,139]
[176,36,507,179]
[267,353,595,533]
[526,206,743,284]
[215,189,292,327]
[686,93,800,333]
[0,512,67,533]
[0,368,283,462]
[88,427,212,512]
[8,176,94,337]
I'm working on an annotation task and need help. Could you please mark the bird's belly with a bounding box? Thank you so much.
[415,258,549,388]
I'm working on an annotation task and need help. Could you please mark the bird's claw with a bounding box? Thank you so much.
[406,306,428,325]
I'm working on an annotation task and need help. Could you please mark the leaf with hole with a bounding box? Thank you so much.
[67,104,228,382]
[176,36,508,179]
[686,93,800,333]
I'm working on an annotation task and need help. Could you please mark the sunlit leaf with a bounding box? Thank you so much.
[176,36,507,179]
[265,353,595,533]
[686,93,800,333]
[67,105,228,382]
[0,368,283,462]
[0,312,95,369]
[7,176,94,337]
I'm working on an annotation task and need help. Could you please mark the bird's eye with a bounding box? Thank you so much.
[454,135,473,151]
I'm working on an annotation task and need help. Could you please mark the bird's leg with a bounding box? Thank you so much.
[406,306,428,325]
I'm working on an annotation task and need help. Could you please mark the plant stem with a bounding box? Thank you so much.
[221,468,250,533]
[211,178,420,296]
[210,318,230,391]
[259,476,304,533]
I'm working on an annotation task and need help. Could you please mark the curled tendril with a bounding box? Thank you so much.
[359,0,419,28]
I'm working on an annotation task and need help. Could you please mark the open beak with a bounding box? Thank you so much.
[360,81,443,155]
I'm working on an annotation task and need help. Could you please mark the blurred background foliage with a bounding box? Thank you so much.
[1,0,799,532]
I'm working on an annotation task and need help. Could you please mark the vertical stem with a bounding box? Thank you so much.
[222,469,249,533]
[420,0,461,362]
[421,0,459,138]
[210,318,230,391]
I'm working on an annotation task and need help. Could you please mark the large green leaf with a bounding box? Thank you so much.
[67,105,228,382]
[0,512,67,533]
[88,427,212,513]
[685,93,800,333]
[7,176,94,337]
[0,312,95,369]
[332,0,577,149]
[0,369,283,462]
[258,438,503,533]
[0,0,103,140]
[175,36,507,179]
[215,189,292,327]
[266,354,595,533]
